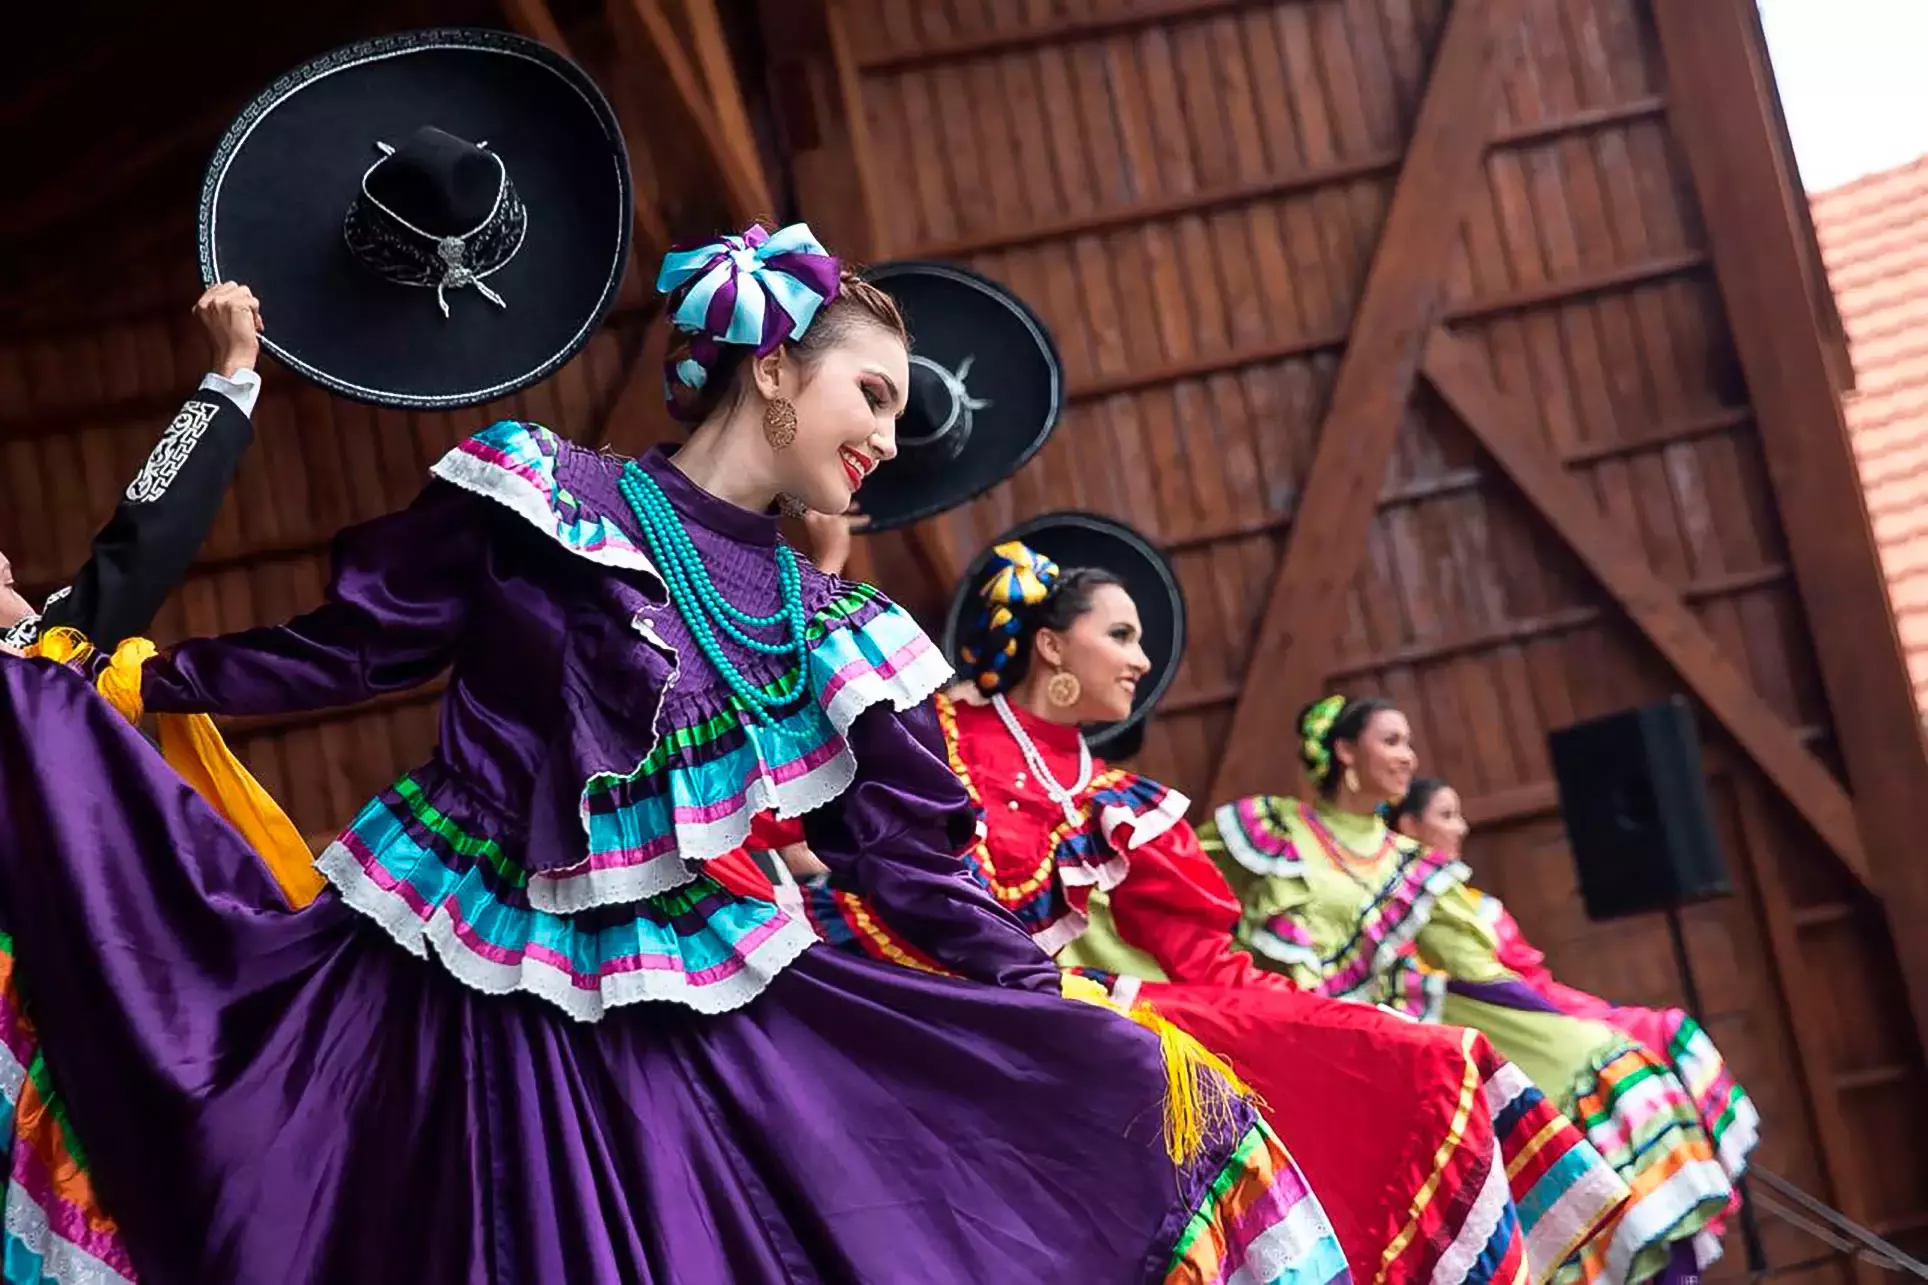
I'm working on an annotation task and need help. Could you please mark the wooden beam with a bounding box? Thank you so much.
[1421,327,1872,890]
[1650,0,1928,1055]
[1728,779,1883,1285]
[1447,250,1706,325]
[824,0,885,257]
[501,0,673,261]
[1063,250,1706,408]
[857,0,1330,73]
[1208,0,1524,805]
[1451,724,1831,829]
[593,311,678,455]
[674,0,775,218]
[606,0,770,230]
[799,0,958,593]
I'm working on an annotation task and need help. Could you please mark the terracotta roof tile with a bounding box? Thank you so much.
[1813,154,1928,706]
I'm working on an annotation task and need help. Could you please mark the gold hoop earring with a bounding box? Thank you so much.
[763,397,798,449]
[1343,767,1361,795]
[1045,669,1081,708]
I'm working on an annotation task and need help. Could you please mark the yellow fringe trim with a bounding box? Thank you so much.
[1059,973,1254,1168]
[26,630,324,910]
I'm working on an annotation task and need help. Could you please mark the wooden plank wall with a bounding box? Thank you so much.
[823,0,1928,1269]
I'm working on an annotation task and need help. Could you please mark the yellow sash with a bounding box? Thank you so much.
[27,628,324,909]
[1057,971,1257,1167]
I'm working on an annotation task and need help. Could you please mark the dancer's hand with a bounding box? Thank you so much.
[776,842,829,878]
[0,551,32,634]
[195,282,264,378]
[801,507,869,576]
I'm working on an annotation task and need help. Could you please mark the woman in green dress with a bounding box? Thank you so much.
[1201,695,1738,1285]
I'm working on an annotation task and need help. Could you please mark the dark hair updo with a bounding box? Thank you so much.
[956,554,1125,694]
[1296,694,1394,798]
[1387,776,1447,827]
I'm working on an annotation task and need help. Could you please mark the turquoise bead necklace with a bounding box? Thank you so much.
[618,461,809,724]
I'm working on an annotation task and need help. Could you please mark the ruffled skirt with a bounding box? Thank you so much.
[1443,996,1741,1285]
[0,659,1331,1284]
[1137,984,1629,1285]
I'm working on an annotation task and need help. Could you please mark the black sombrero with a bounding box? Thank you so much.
[943,512,1186,755]
[855,261,1063,533]
[198,28,631,410]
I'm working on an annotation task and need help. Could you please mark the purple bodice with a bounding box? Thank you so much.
[137,422,1059,1019]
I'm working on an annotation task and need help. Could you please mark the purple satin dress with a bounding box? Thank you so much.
[0,424,1326,1284]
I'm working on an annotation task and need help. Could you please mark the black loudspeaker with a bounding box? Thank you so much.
[1547,697,1732,922]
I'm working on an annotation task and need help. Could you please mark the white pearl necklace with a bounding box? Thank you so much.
[991,693,1092,831]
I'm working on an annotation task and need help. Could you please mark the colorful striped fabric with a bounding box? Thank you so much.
[1210,797,1307,879]
[1369,1024,1528,1285]
[1550,1043,1734,1285]
[1376,1027,1631,1285]
[1666,1017,1758,1183]
[307,425,967,1020]
[1485,1055,1631,1279]
[1165,1123,1352,1285]
[430,421,658,573]
[318,782,818,1022]
[1208,803,1703,1283]
[1379,953,1450,1024]
[1217,801,1469,1012]
[0,932,137,1285]
[796,883,950,978]
[1467,889,1760,1267]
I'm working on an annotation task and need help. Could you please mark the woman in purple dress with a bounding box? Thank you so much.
[0,216,1344,1283]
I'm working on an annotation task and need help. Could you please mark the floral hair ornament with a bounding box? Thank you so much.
[957,540,1061,692]
[655,223,843,416]
[1299,693,1349,786]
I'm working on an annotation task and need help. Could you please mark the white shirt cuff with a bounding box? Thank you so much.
[198,368,261,419]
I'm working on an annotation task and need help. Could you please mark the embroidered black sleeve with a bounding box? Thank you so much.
[40,393,255,649]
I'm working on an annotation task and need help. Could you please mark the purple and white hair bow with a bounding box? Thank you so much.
[655,223,842,392]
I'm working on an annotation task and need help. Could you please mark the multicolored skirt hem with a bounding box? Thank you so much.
[1553,1041,1736,1285]
[317,820,821,1022]
[1663,1016,1758,1184]
[0,933,135,1285]
[1481,1055,1628,1280]
[1370,1037,1527,1285]
[1165,1123,1351,1285]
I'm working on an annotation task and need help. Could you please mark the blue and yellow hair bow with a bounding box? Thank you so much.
[957,541,1061,693]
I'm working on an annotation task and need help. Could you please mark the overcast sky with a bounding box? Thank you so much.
[1758,0,1928,193]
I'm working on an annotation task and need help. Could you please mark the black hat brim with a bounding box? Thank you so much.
[943,512,1185,754]
[855,261,1063,533]
[198,28,631,410]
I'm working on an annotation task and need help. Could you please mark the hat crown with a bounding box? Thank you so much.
[367,126,500,237]
[907,362,954,429]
